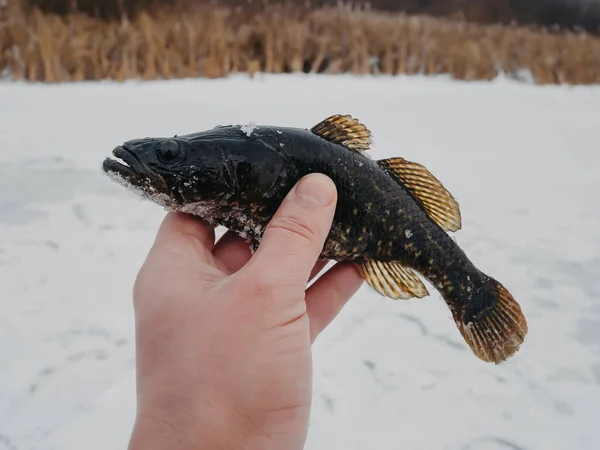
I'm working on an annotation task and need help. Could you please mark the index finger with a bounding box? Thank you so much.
[152,212,216,261]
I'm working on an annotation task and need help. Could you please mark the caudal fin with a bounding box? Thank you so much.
[451,276,528,364]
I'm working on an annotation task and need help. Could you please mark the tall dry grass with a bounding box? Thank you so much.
[1,2,599,84]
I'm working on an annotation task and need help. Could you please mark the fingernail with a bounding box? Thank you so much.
[295,173,336,206]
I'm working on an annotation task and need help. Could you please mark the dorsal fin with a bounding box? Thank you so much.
[355,258,429,300]
[310,114,371,153]
[378,157,462,232]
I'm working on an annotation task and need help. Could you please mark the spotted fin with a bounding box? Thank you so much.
[356,258,429,300]
[450,276,528,364]
[378,157,462,232]
[311,114,371,153]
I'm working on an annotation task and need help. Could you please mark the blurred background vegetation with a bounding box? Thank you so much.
[1,0,599,83]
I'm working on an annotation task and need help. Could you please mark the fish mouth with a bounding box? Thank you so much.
[103,146,143,177]
[102,146,168,193]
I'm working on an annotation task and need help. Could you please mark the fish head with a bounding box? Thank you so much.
[102,135,233,208]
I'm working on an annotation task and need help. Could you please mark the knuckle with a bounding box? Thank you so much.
[239,271,279,300]
[268,214,319,246]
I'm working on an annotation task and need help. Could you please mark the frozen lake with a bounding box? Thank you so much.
[1,74,599,449]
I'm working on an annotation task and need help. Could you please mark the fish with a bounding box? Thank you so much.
[102,114,528,364]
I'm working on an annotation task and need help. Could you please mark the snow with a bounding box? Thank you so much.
[1,73,600,450]
[104,170,172,209]
[240,121,258,137]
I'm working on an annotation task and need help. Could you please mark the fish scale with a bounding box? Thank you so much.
[102,113,528,365]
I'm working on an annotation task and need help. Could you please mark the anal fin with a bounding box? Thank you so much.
[378,157,462,232]
[356,259,429,300]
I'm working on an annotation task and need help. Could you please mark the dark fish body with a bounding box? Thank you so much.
[103,114,528,364]
[181,125,475,295]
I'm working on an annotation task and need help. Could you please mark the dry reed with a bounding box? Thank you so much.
[1,2,600,84]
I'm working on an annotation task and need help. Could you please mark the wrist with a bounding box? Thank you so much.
[128,401,286,450]
[129,412,243,450]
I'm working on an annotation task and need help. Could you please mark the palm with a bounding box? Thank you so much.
[150,215,360,341]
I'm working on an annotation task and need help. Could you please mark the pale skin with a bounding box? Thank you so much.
[128,173,364,450]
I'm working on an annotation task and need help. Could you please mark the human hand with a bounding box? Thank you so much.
[128,173,364,450]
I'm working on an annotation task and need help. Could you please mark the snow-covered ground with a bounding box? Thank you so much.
[1,74,599,450]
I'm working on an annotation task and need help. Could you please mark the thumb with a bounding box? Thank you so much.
[246,173,337,287]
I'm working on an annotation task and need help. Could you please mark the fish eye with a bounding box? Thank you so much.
[157,139,180,163]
